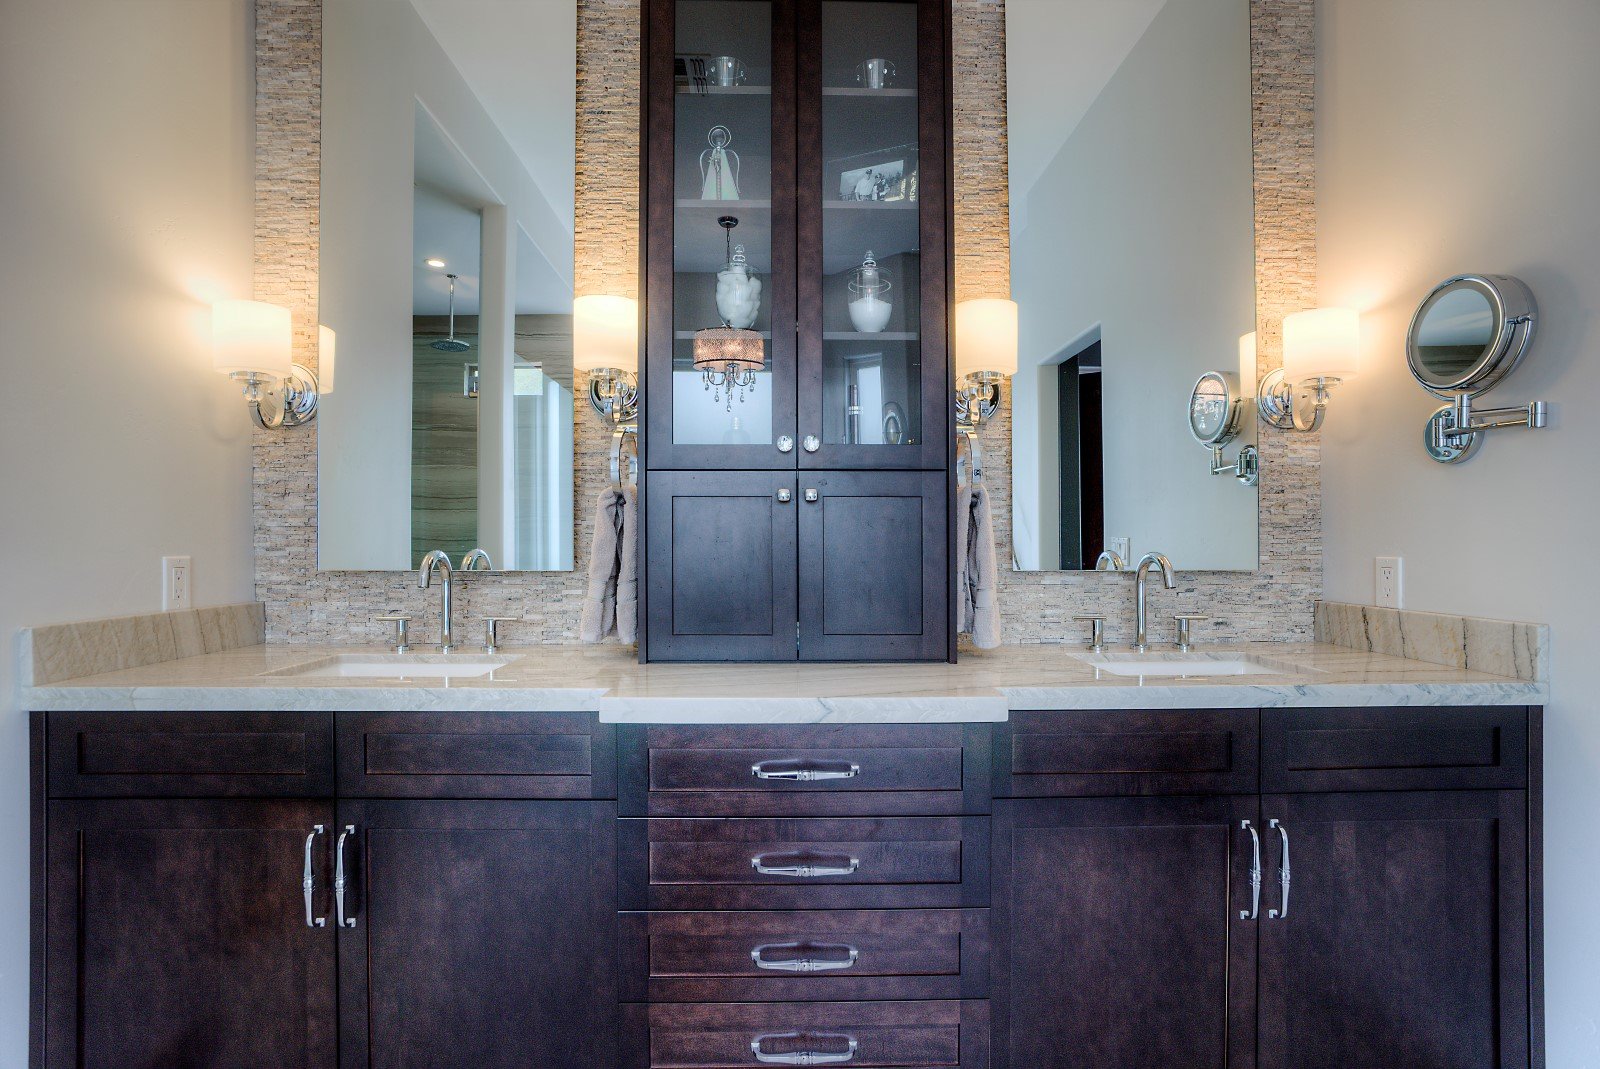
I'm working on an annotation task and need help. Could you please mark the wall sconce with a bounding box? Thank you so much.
[1256,307,1360,432]
[574,294,639,422]
[212,299,319,429]
[954,298,1019,426]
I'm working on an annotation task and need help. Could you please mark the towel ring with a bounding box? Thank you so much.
[956,428,983,488]
[610,424,638,490]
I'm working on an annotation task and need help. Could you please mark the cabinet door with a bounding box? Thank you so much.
[43,799,337,1069]
[337,800,617,1069]
[644,0,798,470]
[797,0,949,470]
[992,796,1259,1069]
[1256,791,1531,1069]
[645,469,799,660]
[797,469,948,659]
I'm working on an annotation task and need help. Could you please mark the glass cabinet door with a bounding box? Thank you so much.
[798,0,947,470]
[645,0,797,469]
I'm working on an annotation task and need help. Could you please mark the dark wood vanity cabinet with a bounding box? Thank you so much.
[639,0,954,662]
[991,706,1542,1069]
[33,711,618,1069]
[34,706,1542,1069]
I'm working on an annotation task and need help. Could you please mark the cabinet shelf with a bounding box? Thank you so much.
[821,86,916,97]
[824,331,918,342]
[676,84,773,95]
[825,200,917,210]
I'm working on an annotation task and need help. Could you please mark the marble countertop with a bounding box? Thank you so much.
[20,642,1546,721]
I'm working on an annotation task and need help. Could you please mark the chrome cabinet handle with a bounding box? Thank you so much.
[1240,819,1261,921]
[751,942,860,972]
[750,1033,858,1065]
[777,489,793,503]
[1269,818,1291,919]
[803,489,819,503]
[751,760,860,782]
[334,825,356,928]
[303,825,326,928]
[751,853,860,878]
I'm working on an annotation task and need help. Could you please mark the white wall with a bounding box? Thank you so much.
[1316,1,1600,1061]
[1010,0,1257,571]
[0,0,257,1058]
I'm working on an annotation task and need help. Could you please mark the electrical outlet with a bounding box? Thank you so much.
[163,556,192,611]
[1375,556,1402,608]
[1108,537,1132,564]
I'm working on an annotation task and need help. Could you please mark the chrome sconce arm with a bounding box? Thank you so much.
[955,370,1004,427]
[587,368,639,423]
[229,364,320,430]
[1256,370,1340,433]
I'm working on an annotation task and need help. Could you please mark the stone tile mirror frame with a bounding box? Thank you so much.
[252,0,1317,649]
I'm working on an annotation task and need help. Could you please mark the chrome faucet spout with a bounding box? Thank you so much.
[1134,552,1176,652]
[418,550,456,652]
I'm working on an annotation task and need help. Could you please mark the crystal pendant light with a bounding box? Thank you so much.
[693,216,765,411]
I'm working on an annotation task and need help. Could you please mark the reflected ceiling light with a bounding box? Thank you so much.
[212,299,319,429]
[424,257,447,269]
[954,298,1018,426]
[1257,307,1360,433]
[574,294,639,422]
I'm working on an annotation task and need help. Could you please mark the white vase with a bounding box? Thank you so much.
[848,295,893,333]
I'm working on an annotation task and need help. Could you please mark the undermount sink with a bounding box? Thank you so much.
[266,654,518,680]
[1074,652,1311,679]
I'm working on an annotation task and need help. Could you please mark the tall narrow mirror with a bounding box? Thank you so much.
[1007,0,1258,572]
[318,0,576,571]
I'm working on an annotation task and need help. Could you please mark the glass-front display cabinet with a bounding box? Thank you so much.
[641,0,952,661]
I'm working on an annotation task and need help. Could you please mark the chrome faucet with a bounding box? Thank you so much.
[418,550,456,653]
[1133,551,1176,652]
[462,547,493,571]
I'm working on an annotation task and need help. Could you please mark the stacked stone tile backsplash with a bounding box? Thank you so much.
[252,0,1319,648]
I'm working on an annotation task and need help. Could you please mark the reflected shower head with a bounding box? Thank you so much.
[430,273,473,352]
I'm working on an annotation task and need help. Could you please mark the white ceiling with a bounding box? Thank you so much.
[408,0,577,232]
[1006,0,1168,206]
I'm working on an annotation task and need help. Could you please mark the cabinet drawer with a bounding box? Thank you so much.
[45,712,333,797]
[627,1000,990,1069]
[336,711,614,799]
[622,725,991,816]
[621,816,988,910]
[619,909,988,1002]
[1262,706,1528,792]
[996,709,1258,797]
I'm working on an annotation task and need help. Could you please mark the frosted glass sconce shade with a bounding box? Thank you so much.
[573,294,639,374]
[954,298,1019,379]
[1283,307,1360,383]
[212,300,292,378]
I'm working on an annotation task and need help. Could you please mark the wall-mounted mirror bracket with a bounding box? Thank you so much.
[1407,274,1545,464]
[1210,443,1259,485]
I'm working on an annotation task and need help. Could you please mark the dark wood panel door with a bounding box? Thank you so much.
[992,796,1259,1069]
[43,799,337,1069]
[1256,790,1531,1069]
[645,469,798,660]
[337,800,617,1069]
[798,469,948,660]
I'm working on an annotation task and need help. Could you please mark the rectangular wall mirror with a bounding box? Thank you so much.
[1006,0,1258,572]
[317,0,577,572]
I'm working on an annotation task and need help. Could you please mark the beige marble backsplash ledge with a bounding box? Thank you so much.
[21,603,267,687]
[1315,600,1547,683]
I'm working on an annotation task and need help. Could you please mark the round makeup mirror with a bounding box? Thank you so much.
[1405,274,1536,399]
[1188,370,1241,446]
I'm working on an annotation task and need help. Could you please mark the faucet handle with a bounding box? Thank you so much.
[481,617,518,654]
[1172,614,1209,652]
[374,614,411,654]
[1072,614,1107,652]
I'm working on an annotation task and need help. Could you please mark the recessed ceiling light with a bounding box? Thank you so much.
[424,257,446,269]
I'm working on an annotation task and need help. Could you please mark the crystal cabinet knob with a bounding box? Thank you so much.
[803,435,821,453]
[777,435,794,453]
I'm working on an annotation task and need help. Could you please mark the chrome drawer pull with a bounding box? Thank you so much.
[750,1033,859,1065]
[751,942,860,972]
[751,854,860,878]
[303,825,326,929]
[1268,818,1291,919]
[334,825,356,928]
[751,760,861,782]
[1240,819,1261,921]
